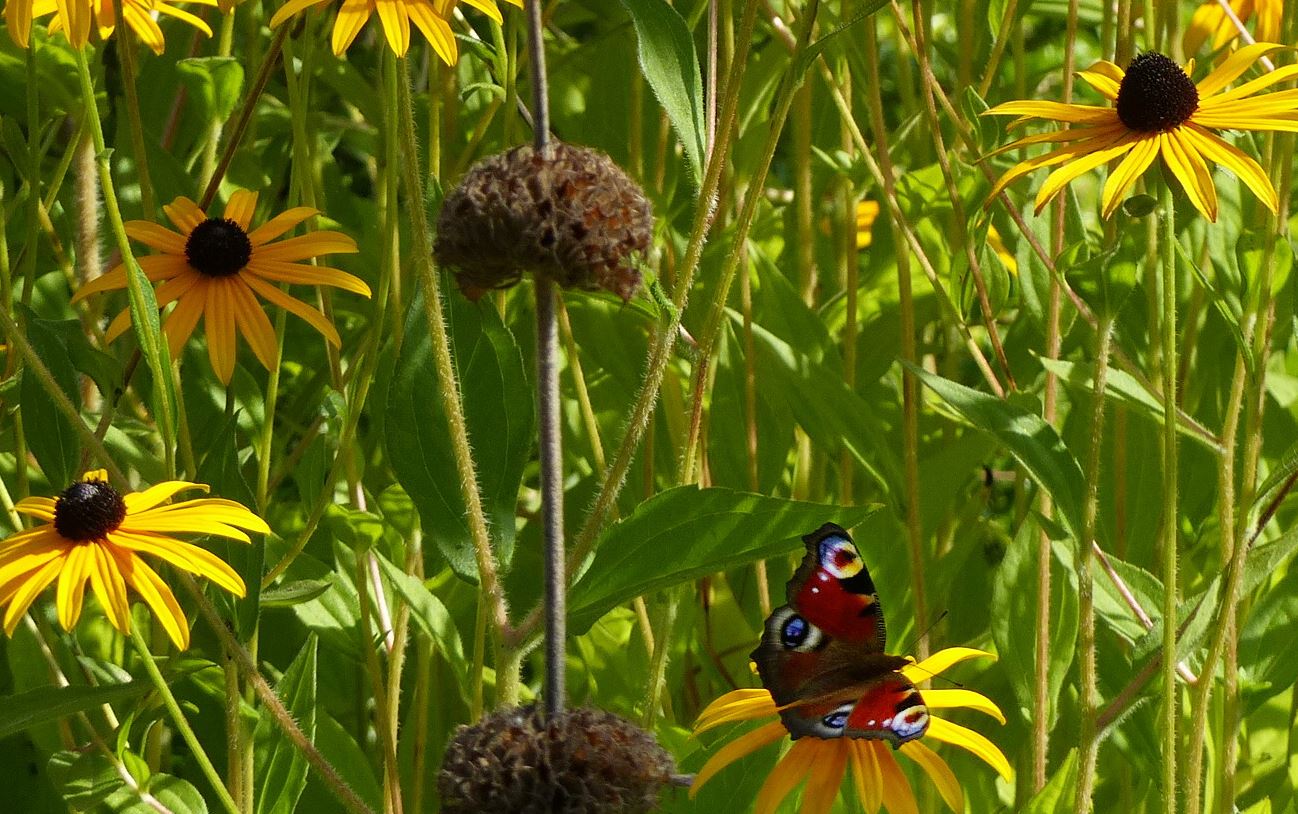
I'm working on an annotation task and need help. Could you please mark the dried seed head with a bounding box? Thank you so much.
[434,143,653,301]
[438,705,676,813]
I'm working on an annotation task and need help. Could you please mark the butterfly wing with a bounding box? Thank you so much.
[788,523,888,649]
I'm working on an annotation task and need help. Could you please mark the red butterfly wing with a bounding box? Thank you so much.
[789,523,888,649]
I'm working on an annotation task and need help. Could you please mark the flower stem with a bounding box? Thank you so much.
[1158,178,1180,814]
[111,7,155,218]
[127,624,240,814]
[1075,318,1113,812]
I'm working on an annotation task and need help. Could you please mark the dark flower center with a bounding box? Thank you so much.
[185,218,253,277]
[1116,52,1199,132]
[53,479,127,542]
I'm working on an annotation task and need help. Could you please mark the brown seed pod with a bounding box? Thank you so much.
[434,142,653,302]
[438,705,676,813]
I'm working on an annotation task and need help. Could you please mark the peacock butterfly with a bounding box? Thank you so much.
[751,522,929,747]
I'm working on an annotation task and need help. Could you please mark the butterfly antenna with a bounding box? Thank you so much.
[900,611,968,688]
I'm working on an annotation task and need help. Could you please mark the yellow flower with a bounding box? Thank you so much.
[5,0,215,53]
[984,44,1298,222]
[268,0,521,62]
[1184,0,1282,57]
[73,190,369,385]
[856,200,881,250]
[0,470,268,649]
[690,647,1012,814]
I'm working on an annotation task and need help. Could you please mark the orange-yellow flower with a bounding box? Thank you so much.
[73,190,369,385]
[1184,0,1281,57]
[0,470,268,649]
[690,647,1011,814]
[268,0,521,61]
[5,0,215,53]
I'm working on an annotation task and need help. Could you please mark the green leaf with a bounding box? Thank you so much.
[618,0,705,183]
[176,57,245,121]
[568,486,878,634]
[195,414,262,639]
[385,289,534,578]
[255,635,317,814]
[1252,437,1298,521]
[1020,749,1078,814]
[0,683,148,740]
[372,553,467,687]
[17,305,81,486]
[910,365,1088,539]
[260,580,333,608]
[1036,358,1221,452]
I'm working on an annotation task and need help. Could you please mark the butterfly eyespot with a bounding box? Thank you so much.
[821,710,849,730]
[818,537,864,579]
[781,615,809,647]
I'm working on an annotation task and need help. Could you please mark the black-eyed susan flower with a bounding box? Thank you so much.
[267,0,520,62]
[984,44,1298,222]
[73,190,369,385]
[0,470,268,649]
[5,0,214,53]
[690,647,1011,814]
[1184,0,1281,57]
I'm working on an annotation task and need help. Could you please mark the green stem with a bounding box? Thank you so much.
[1158,178,1180,814]
[1075,318,1113,812]
[112,7,155,218]
[128,625,240,814]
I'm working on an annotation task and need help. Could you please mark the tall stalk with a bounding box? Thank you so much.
[1157,179,1180,814]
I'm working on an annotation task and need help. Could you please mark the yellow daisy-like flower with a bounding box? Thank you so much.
[984,44,1298,222]
[267,0,521,62]
[690,647,1012,814]
[5,0,214,53]
[72,190,370,385]
[1184,0,1281,57]
[0,470,268,649]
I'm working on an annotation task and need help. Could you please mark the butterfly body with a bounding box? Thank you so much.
[752,523,929,748]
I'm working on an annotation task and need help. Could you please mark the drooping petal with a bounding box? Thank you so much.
[241,275,343,346]
[54,542,93,631]
[332,0,374,55]
[154,272,203,309]
[848,739,882,814]
[204,278,238,384]
[926,717,1014,781]
[1032,134,1140,213]
[106,531,246,597]
[5,0,33,47]
[111,547,190,649]
[1101,134,1160,218]
[87,541,131,633]
[375,0,411,55]
[406,1,457,65]
[460,0,502,23]
[151,2,213,37]
[918,688,1007,724]
[694,689,780,735]
[985,131,1129,204]
[755,738,818,814]
[122,2,167,55]
[873,742,919,814]
[268,0,330,29]
[800,739,849,814]
[1159,129,1218,222]
[2,557,64,635]
[690,720,787,798]
[900,741,964,812]
[227,277,281,371]
[1182,124,1278,213]
[162,279,209,359]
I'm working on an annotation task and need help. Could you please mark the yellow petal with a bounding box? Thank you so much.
[1182,123,1278,213]
[107,531,246,597]
[1077,61,1123,100]
[903,647,997,682]
[253,231,360,262]
[874,742,919,814]
[126,221,188,254]
[1197,43,1286,99]
[1159,129,1218,222]
[900,741,964,812]
[112,548,189,649]
[1199,63,1298,107]
[163,279,209,360]
[155,272,202,309]
[205,279,237,385]
[245,259,373,297]
[755,738,818,814]
[986,130,1129,205]
[130,499,270,533]
[124,481,206,513]
[3,557,64,635]
[849,739,882,814]
[246,206,320,246]
[694,689,779,735]
[88,542,131,633]
[691,719,787,797]
[375,0,411,56]
[926,716,1014,781]
[407,1,457,65]
[800,739,848,814]
[241,275,343,346]
[123,2,167,55]
[6,0,33,47]
[919,689,1007,723]
[13,496,56,520]
[228,277,281,371]
[152,1,213,36]
[983,100,1118,125]
[332,0,373,55]
[224,189,259,232]
[1033,134,1139,213]
[460,0,502,23]
[163,197,208,234]
[1101,134,1160,219]
[1183,0,1228,56]
[55,543,93,631]
[72,256,189,303]
[268,0,329,28]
